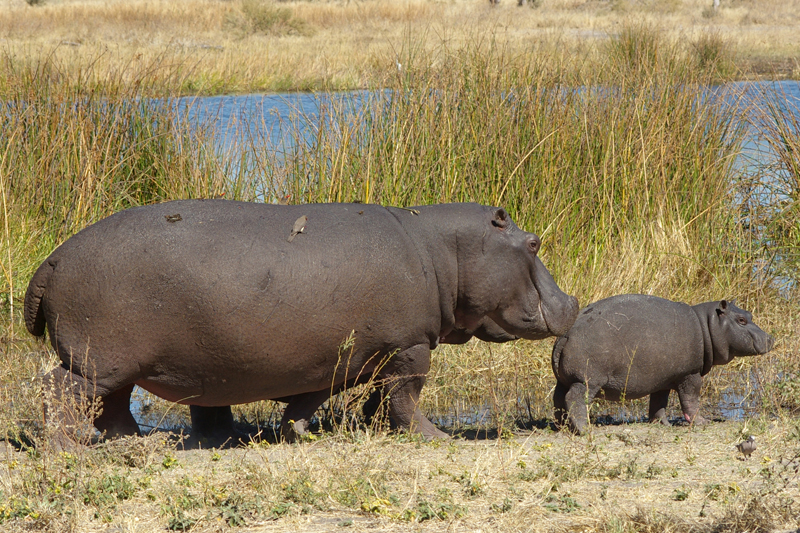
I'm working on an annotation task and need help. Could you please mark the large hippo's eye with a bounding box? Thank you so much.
[527,235,541,255]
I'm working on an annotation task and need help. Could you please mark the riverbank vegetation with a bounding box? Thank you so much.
[1,12,799,533]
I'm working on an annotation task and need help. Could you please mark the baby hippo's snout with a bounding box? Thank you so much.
[724,301,774,359]
[753,330,774,355]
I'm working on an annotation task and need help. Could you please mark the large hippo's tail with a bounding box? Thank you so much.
[551,335,568,379]
[24,258,55,337]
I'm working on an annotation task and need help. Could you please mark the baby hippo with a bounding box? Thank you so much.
[551,295,773,434]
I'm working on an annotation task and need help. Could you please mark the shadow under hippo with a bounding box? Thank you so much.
[24,200,579,448]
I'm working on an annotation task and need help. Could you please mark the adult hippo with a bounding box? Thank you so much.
[25,200,578,446]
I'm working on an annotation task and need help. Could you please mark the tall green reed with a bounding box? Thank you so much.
[0,52,227,334]
[245,27,752,306]
[754,84,800,290]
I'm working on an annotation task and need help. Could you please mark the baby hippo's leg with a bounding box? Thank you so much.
[553,382,569,429]
[676,374,709,425]
[564,382,597,435]
[648,390,672,425]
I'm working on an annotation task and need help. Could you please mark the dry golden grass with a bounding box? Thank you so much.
[1,0,798,94]
[1,408,799,531]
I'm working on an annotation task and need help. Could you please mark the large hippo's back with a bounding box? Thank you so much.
[552,294,705,399]
[36,200,442,404]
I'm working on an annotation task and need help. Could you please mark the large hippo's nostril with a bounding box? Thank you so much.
[527,236,541,255]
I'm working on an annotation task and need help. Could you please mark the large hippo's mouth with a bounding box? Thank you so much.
[491,257,578,341]
[532,258,579,338]
[539,294,579,337]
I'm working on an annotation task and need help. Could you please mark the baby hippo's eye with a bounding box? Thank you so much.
[736,316,748,326]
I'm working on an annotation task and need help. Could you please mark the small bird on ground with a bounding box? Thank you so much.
[277,194,291,205]
[287,215,308,242]
[736,436,756,460]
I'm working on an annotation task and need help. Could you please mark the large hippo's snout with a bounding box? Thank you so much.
[533,257,579,338]
[542,292,579,337]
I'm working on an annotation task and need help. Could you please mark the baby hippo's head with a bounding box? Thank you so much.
[712,300,774,363]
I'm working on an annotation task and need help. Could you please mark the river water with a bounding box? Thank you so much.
[176,81,800,160]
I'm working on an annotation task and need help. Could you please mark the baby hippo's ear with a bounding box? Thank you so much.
[716,300,728,317]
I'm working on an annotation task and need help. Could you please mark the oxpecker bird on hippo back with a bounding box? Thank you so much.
[24,200,579,447]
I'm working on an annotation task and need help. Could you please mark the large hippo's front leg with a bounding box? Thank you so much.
[280,389,335,442]
[188,406,250,448]
[647,390,671,425]
[677,373,708,425]
[381,344,448,440]
[362,386,392,429]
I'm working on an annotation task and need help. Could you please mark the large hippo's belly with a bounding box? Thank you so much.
[43,200,439,405]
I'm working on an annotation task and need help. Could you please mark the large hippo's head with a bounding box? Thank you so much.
[455,207,579,341]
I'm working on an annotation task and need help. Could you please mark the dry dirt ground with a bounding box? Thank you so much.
[3,416,799,532]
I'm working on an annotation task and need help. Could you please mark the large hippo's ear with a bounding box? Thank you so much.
[492,208,509,229]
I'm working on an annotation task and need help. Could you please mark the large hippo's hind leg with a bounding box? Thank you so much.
[42,365,139,449]
[648,390,672,426]
[380,344,447,440]
[94,383,140,439]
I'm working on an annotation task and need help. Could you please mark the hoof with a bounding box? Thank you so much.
[280,419,310,443]
[685,414,710,426]
[422,428,450,441]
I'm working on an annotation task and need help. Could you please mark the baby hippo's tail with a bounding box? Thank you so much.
[24,258,55,337]
[551,335,568,379]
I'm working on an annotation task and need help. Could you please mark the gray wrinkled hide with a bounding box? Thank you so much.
[551,294,773,434]
[25,200,579,446]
